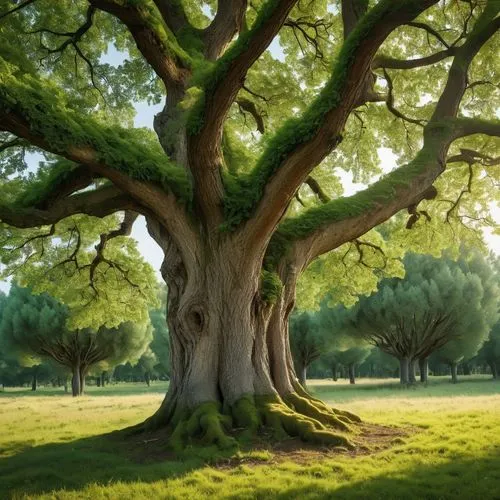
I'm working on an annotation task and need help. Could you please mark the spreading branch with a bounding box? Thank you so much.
[247,0,439,246]
[89,0,190,88]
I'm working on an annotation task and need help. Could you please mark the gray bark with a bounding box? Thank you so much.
[488,361,498,380]
[348,363,356,385]
[409,359,417,384]
[71,369,81,397]
[450,362,458,384]
[419,357,429,383]
[399,357,410,385]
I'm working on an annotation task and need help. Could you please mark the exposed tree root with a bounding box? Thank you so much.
[283,393,353,432]
[136,393,358,451]
[256,395,355,449]
[170,402,237,450]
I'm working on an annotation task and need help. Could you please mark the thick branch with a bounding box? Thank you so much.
[203,0,248,60]
[89,0,190,88]
[245,0,438,245]
[153,0,190,34]
[341,0,369,38]
[432,6,500,120]
[0,185,135,228]
[187,0,297,227]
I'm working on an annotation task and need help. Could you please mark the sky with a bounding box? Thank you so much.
[1,32,499,293]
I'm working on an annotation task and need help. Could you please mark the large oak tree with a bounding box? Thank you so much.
[0,0,499,448]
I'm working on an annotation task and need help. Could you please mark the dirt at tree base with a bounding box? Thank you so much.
[115,421,412,468]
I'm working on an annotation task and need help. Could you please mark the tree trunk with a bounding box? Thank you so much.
[96,376,101,387]
[64,378,68,393]
[71,369,81,397]
[134,241,359,448]
[419,357,429,383]
[348,363,356,384]
[101,372,106,387]
[399,357,410,385]
[450,362,458,384]
[488,361,498,379]
[409,359,417,384]
[145,372,151,387]
[79,367,87,395]
[331,362,338,381]
[31,372,37,391]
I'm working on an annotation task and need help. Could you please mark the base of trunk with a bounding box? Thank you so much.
[130,391,360,451]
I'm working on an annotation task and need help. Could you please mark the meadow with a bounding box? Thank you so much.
[1,376,499,499]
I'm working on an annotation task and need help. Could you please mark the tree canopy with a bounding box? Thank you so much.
[335,251,500,384]
[0,285,153,395]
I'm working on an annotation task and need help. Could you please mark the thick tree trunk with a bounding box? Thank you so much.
[71,369,81,397]
[409,359,417,384]
[101,372,106,387]
[31,372,37,391]
[487,361,498,379]
[450,362,458,384]
[419,357,429,383]
[96,376,101,387]
[399,357,410,385]
[79,366,87,395]
[135,242,359,448]
[145,372,151,387]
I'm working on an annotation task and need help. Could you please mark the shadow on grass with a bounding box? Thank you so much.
[269,452,500,499]
[1,429,499,499]
[0,430,205,498]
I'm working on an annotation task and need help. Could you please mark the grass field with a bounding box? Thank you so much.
[0,376,499,499]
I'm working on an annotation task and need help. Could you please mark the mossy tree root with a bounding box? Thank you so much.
[139,394,357,450]
[170,402,237,451]
[283,393,353,432]
[255,395,355,449]
[293,383,362,424]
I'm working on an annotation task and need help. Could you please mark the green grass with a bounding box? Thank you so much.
[0,376,499,499]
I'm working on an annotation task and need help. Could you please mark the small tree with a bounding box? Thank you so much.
[289,312,324,385]
[334,347,372,385]
[0,285,152,395]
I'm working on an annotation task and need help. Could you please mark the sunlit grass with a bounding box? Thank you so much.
[1,376,499,499]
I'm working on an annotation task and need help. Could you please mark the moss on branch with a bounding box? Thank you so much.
[219,0,426,231]
[0,57,192,204]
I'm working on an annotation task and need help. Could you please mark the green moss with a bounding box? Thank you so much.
[284,393,352,433]
[186,0,283,135]
[219,0,417,230]
[231,395,259,431]
[260,269,283,305]
[172,402,236,450]
[13,160,79,208]
[0,57,192,205]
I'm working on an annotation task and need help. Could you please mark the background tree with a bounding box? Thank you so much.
[0,0,499,447]
[0,285,153,395]
[149,309,170,379]
[474,322,500,379]
[289,311,325,385]
[333,347,372,385]
[340,252,498,384]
